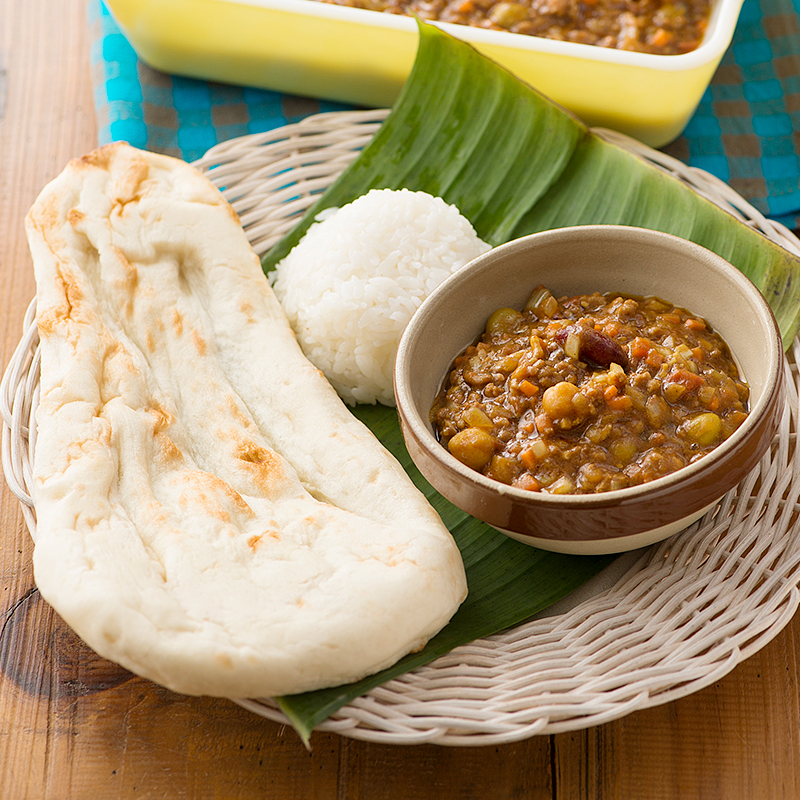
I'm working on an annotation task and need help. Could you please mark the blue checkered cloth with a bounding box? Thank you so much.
[89,1,352,159]
[90,0,800,228]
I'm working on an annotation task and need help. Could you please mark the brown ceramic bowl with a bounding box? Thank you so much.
[394,225,785,554]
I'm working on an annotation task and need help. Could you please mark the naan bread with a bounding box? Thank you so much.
[26,142,467,698]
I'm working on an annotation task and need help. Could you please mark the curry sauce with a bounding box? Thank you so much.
[430,287,749,495]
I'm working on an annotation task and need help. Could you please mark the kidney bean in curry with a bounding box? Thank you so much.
[430,286,750,495]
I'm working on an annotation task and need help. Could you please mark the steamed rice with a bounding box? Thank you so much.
[271,188,491,406]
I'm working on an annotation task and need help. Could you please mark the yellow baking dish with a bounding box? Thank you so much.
[104,0,744,147]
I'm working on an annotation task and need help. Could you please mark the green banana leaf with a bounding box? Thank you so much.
[276,405,615,745]
[267,21,800,742]
[263,22,800,348]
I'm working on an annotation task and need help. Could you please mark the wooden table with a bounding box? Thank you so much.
[2,1,800,797]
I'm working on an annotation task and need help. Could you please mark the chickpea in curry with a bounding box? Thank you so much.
[430,286,750,495]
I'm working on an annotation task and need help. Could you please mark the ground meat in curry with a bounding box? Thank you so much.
[317,0,710,54]
[430,286,749,495]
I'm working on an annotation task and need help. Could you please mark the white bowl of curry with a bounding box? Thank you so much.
[394,225,785,554]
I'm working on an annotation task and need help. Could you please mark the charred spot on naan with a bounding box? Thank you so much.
[108,245,139,299]
[145,401,184,464]
[37,262,86,335]
[75,143,118,171]
[222,430,291,492]
[62,420,113,465]
[28,192,59,232]
[224,395,256,431]
[154,434,183,465]
[147,401,175,435]
[171,308,184,336]
[247,529,281,550]
[238,298,256,323]
[67,208,86,228]
[71,143,150,213]
[190,328,207,355]
[235,439,285,474]
[113,157,148,209]
[236,442,276,465]
[98,341,145,406]
[171,469,255,521]
[94,145,148,207]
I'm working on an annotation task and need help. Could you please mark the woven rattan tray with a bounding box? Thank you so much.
[4,109,800,745]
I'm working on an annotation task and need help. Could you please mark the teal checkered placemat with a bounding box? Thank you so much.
[660,0,800,227]
[90,0,800,228]
[88,1,353,160]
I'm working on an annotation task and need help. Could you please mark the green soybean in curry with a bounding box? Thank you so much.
[430,286,750,495]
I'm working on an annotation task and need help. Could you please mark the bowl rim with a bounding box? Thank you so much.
[394,224,785,511]
[216,0,745,69]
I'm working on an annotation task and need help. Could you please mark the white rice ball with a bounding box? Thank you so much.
[271,188,491,406]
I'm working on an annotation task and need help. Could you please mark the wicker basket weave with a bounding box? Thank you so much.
[3,109,800,746]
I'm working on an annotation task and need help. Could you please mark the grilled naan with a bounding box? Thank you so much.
[25,142,467,698]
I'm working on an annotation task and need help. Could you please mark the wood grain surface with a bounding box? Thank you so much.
[2,1,800,797]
